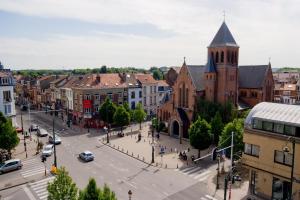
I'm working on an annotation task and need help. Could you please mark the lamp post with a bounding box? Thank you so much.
[151,144,155,163]
[283,137,296,200]
[216,153,220,190]
[21,111,27,158]
[128,190,132,200]
[104,126,109,143]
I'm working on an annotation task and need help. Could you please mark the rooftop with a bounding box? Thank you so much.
[209,22,238,48]
[245,102,300,128]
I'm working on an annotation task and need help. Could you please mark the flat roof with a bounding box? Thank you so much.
[245,102,300,128]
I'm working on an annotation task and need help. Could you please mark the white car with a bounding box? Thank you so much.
[42,144,54,156]
[37,128,48,137]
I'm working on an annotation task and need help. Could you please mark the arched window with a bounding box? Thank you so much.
[235,52,237,63]
[221,51,224,63]
[231,52,234,64]
[211,52,214,62]
[216,52,219,63]
[186,88,189,108]
[227,51,230,62]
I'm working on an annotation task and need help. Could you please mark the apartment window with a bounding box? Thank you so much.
[150,96,152,105]
[143,97,146,105]
[274,123,284,134]
[131,91,135,99]
[150,86,153,94]
[139,91,142,98]
[284,125,295,136]
[84,108,91,113]
[1,78,8,85]
[131,101,136,109]
[94,94,99,100]
[253,119,263,129]
[244,143,260,157]
[3,91,11,102]
[84,94,91,100]
[4,105,12,115]
[263,121,273,131]
[154,86,157,93]
[274,150,293,166]
[95,105,99,112]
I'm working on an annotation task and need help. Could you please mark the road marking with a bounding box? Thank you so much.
[183,167,202,175]
[180,166,198,173]
[205,194,219,200]
[193,170,211,179]
[121,179,137,189]
[198,175,210,182]
[29,176,55,185]
[23,186,37,200]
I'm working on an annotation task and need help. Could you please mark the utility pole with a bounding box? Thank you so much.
[21,111,27,158]
[229,131,234,200]
[53,113,57,167]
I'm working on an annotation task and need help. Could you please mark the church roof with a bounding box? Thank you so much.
[239,65,269,88]
[205,56,217,73]
[186,65,205,91]
[209,22,238,47]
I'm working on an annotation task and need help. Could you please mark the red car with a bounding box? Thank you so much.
[15,127,23,133]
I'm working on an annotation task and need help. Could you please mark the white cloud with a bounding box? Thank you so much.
[0,0,300,68]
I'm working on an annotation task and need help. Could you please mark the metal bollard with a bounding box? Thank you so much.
[177,164,178,168]
[132,152,133,156]
[165,164,167,168]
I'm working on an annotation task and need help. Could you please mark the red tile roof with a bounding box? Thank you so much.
[135,74,157,84]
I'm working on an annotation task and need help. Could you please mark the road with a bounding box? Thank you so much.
[0,108,221,200]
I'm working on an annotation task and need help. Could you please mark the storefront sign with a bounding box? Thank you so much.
[83,100,92,108]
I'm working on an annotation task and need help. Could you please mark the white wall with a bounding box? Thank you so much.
[0,85,16,125]
[128,87,142,110]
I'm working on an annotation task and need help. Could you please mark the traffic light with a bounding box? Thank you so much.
[211,148,218,161]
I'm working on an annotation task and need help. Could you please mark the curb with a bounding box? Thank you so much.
[100,140,178,169]
[0,174,54,192]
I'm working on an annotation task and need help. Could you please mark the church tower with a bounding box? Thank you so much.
[207,21,239,105]
[204,56,217,102]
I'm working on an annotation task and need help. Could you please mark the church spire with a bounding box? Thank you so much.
[209,21,238,48]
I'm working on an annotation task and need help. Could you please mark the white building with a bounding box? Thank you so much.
[135,74,158,117]
[0,68,16,126]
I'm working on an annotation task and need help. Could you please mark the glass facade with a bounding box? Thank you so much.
[272,177,291,200]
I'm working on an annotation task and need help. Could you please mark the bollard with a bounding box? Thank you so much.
[165,164,167,168]
[132,152,133,156]
[177,164,178,168]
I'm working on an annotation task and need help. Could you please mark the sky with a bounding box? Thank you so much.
[0,0,299,70]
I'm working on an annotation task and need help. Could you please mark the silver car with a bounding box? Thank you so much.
[0,159,22,174]
[37,128,48,137]
[42,144,54,156]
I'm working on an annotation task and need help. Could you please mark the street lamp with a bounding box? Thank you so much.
[283,136,296,200]
[216,153,220,190]
[128,190,132,200]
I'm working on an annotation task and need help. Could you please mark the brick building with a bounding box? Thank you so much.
[158,21,274,142]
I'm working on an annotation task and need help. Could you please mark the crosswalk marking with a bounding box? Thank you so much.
[205,195,219,200]
[20,157,49,178]
[29,176,55,200]
[174,166,211,182]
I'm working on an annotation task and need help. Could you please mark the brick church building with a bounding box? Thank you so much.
[158,21,274,142]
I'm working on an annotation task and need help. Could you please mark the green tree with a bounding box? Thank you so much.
[218,118,244,157]
[113,106,130,134]
[99,98,117,125]
[189,117,212,158]
[210,112,224,145]
[152,117,158,131]
[133,103,146,130]
[47,167,78,200]
[79,179,117,200]
[100,65,107,73]
[123,102,133,122]
[102,184,117,200]
[152,69,163,80]
[0,112,19,157]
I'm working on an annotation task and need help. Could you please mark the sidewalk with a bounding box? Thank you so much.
[100,122,212,169]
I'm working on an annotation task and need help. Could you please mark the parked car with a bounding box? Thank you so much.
[79,151,94,162]
[30,124,39,131]
[37,128,48,137]
[0,159,22,174]
[48,135,61,144]
[42,144,54,157]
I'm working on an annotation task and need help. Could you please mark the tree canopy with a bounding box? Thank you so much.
[79,178,117,200]
[47,167,78,200]
[189,117,212,158]
[210,111,224,145]
[99,98,117,124]
[113,106,130,132]
[218,118,244,157]
[133,103,146,130]
[0,112,19,156]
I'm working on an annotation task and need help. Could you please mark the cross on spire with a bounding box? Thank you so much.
[183,56,186,65]
[223,10,226,22]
